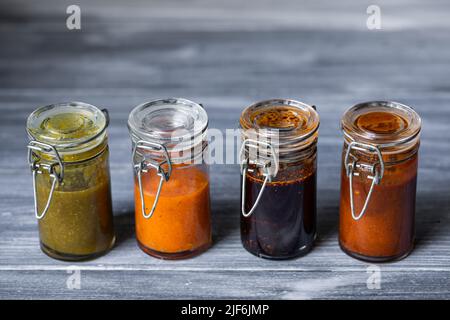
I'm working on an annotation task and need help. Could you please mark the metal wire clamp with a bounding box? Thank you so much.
[344,141,385,221]
[239,139,279,218]
[27,141,64,220]
[132,140,172,219]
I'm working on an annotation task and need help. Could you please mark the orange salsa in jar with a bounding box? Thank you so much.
[339,101,421,262]
[128,98,211,259]
[134,164,210,255]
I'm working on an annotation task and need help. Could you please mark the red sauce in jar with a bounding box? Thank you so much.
[339,104,421,262]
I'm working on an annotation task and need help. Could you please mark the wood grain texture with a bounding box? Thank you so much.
[0,0,450,299]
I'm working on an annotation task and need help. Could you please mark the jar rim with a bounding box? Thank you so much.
[128,98,208,147]
[341,101,421,148]
[240,99,319,142]
[26,101,108,155]
[240,99,319,165]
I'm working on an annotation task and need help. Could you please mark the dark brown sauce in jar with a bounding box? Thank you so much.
[239,99,319,260]
[241,171,316,259]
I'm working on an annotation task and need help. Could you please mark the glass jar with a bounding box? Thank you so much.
[239,99,320,259]
[128,98,211,259]
[339,101,422,262]
[26,102,115,261]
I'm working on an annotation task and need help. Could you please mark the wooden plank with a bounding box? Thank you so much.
[1,270,449,300]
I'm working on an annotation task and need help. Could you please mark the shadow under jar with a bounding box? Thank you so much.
[128,98,212,260]
[26,102,115,261]
[339,101,422,262]
[239,99,320,260]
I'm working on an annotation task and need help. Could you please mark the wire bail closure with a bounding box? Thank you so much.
[239,139,279,218]
[344,141,385,221]
[27,141,64,220]
[133,140,172,219]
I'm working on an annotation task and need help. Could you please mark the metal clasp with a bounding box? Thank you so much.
[101,108,110,127]
[344,141,385,221]
[27,141,64,220]
[239,139,279,218]
[132,140,172,219]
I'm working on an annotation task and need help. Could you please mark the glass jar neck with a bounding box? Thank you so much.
[128,98,208,165]
[343,137,419,166]
[31,135,108,164]
[27,102,109,164]
[131,135,207,165]
[341,101,421,165]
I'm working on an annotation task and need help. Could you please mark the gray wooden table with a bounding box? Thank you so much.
[1,0,450,299]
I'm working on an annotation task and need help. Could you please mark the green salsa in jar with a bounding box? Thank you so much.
[27,102,115,261]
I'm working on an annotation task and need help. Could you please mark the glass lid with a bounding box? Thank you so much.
[128,98,208,144]
[240,99,319,139]
[26,101,108,149]
[240,98,320,159]
[341,101,421,147]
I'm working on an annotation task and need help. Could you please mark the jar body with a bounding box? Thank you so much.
[239,98,320,260]
[339,101,421,262]
[339,145,418,262]
[128,98,211,260]
[37,146,115,260]
[241,148,317,259]
[133,161,212,259]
